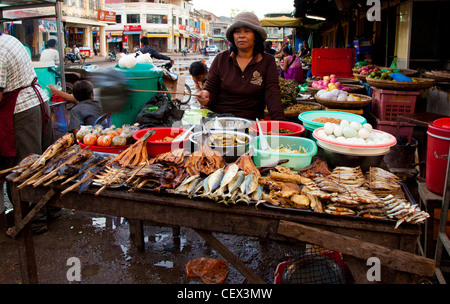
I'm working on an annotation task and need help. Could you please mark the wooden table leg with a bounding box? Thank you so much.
[128,219,145,252]
[194,229,267,284]
[10,183,38,284]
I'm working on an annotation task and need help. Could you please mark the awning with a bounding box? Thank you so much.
[260,16,302,27]
[147,33,171,38]
[63,16,110,27]
[189,32,201,39]
[124,31,142,35]
[182,33,189,38]
[267,38,284,42]
[106,31,123,36]
[174,32,181,37]
[213,37,227,41]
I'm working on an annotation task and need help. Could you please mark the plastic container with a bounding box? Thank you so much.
[371,87,419,121]
[426,118,450,195]
[251,136,317,170]
[33,61,57,100]
[133,127,192,158]
[311,48,355,78]
[111,63,163,127]
[367,112,415,143]
[313,127,397,156]
[78,141,130,154]
[249,120,306,137]
[298,110,367,132]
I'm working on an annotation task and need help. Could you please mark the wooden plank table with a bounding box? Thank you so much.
[7,176,435,284]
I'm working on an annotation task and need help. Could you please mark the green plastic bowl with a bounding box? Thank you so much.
[298,110,367,132]
[251,135,318,170]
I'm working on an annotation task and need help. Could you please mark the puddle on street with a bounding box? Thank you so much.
[154,260,174,269]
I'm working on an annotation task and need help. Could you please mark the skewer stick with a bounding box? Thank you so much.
[60,160,112,196]
[94,167,125,196]
[32,146,89,187]
[61,156,113,185]
[0,163,33,176]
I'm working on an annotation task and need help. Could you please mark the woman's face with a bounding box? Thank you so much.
[193,72,207,83]
[233,27,256,51]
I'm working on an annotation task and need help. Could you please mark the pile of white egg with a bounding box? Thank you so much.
[316,120,393,146]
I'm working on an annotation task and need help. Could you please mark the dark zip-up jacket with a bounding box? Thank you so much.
[204,50,285,121]
[136,45,171,60]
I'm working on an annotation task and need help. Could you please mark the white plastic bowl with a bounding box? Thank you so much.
[313,127,397,156]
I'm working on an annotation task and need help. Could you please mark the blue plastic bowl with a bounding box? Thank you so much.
[298,110,367,132]
[251,135,318,170]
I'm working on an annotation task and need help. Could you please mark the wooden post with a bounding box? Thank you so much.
[10,183,38,284]
[194,229,267,284]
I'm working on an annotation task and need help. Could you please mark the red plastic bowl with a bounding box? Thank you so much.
[250,120,306,137]
[132,127,192,158]
[78,140,130,154]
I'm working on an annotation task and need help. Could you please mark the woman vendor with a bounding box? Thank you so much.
[197,12,285,121]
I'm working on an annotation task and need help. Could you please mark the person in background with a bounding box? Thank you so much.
[68,80,109,137]
[73,44,81,61]
[264,41,276,56]
[299,41,311,58]
[281,46,303,84]
[136,36,174,64]
[189,61,208,92]
[0,33,55,233]
[40,39,59,65]
[197,12,285,121]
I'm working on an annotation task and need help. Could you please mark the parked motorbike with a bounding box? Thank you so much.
[108,50,117,61]
[64,52,86,65]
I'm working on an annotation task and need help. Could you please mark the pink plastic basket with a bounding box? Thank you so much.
[371,86,419,121]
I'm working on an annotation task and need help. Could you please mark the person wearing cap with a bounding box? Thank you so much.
[197,12,285,121]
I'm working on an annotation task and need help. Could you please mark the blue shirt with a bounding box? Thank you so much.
[68,99,109,132]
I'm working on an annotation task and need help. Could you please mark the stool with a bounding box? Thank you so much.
[417,180,442,258]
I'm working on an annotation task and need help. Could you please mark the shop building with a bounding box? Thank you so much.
[105,0,197,53]
[198,10,231,52]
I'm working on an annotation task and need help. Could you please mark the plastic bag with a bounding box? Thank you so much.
[135,93,184,128]
[186,257,229,284]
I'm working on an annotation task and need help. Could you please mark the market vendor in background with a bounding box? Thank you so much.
[299,41,311,58]
[281,46,303,84]
[197,12,285,121]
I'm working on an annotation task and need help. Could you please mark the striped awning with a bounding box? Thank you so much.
[124,31,142,35]
[147,33,171,38]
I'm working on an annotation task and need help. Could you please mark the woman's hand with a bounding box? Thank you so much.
[197,90,210,106]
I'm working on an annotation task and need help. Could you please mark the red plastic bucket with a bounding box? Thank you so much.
[426,118,450,195]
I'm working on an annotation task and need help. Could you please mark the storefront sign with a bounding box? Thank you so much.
[124,25,141,31]
[194,27,200,33]
[179,25,186,31]
[97,10,116,22]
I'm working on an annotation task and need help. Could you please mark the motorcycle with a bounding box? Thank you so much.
[108,50,117,61]
[64,52,86,65]
[159,62,192,105]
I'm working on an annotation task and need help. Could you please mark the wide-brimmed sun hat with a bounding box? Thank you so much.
[226,12,267,42]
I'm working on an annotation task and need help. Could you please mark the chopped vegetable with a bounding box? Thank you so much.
[265,144,307,154]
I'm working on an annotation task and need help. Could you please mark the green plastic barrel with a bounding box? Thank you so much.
[32,62,57,100]
[111,63,162,127]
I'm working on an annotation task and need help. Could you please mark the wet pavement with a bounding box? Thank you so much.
[0,204,305,284]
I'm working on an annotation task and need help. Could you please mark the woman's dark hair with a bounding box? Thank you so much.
[73,80,94,102]
[283,46,293,56]
[189,61,208,76]
[229,29,265,56]
[47,39,57,48]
